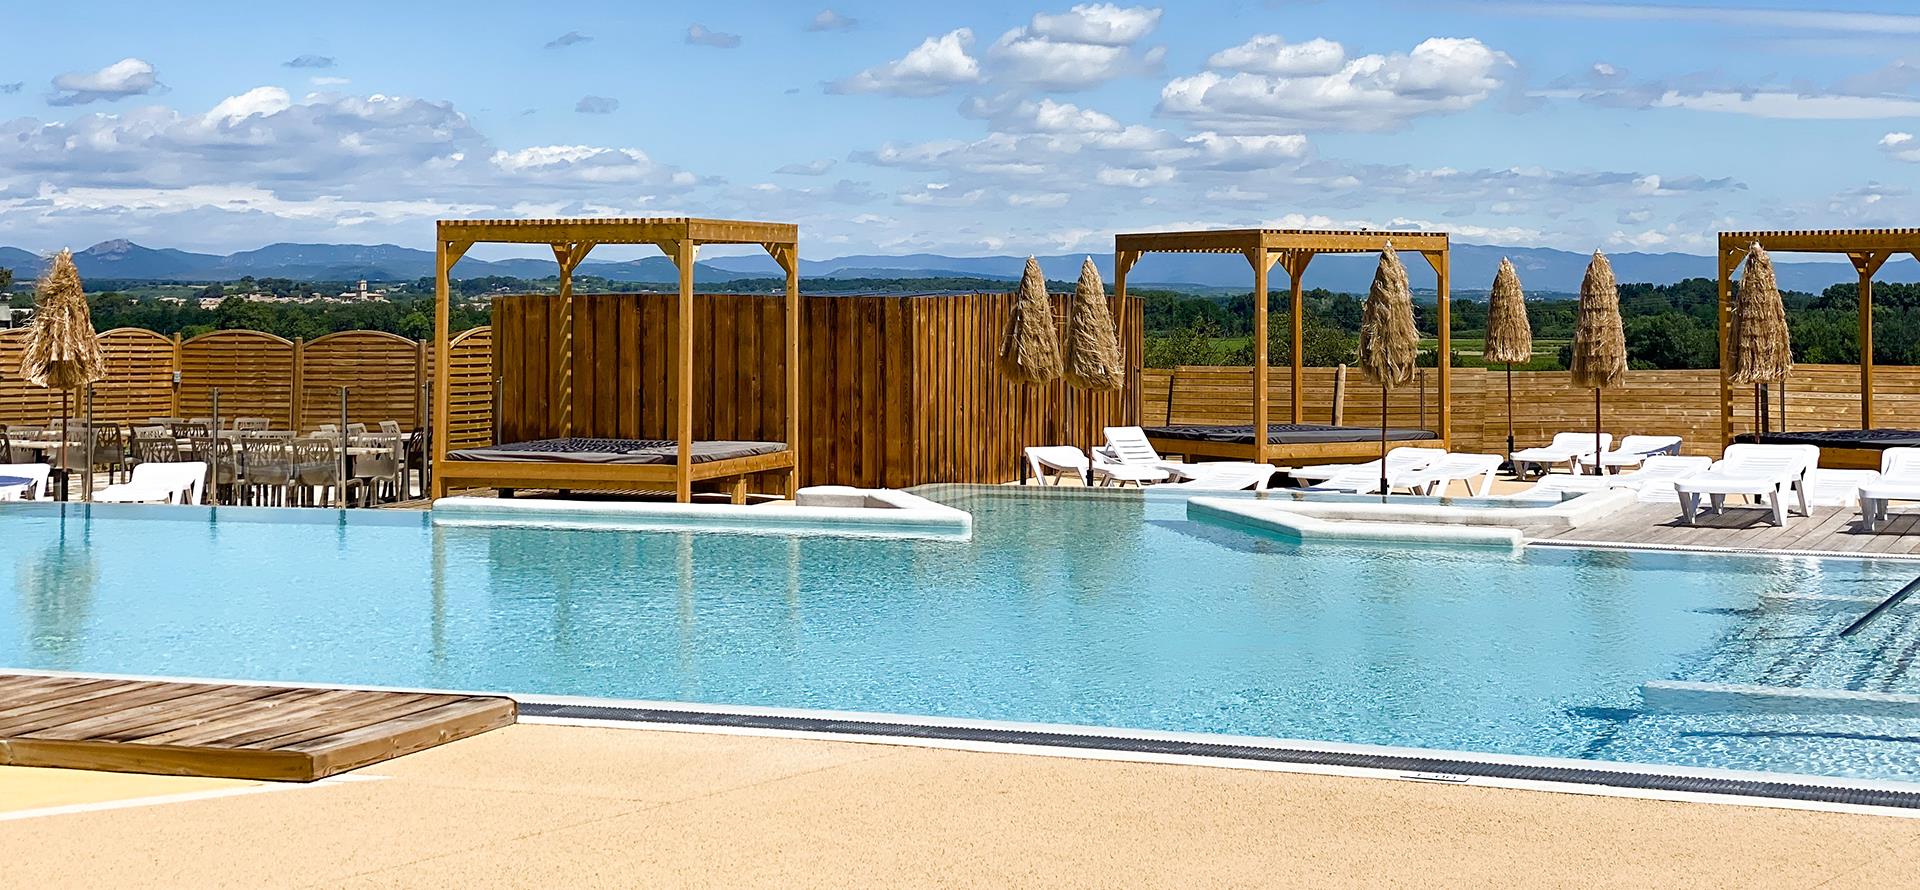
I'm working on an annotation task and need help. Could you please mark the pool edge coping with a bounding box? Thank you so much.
[6,668,1919,820]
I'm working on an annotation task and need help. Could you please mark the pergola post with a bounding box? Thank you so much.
[768,242,801,499]
[1285,251,1311,424]
[430,231,471,499]
[1715,244,1737,450]
[1425,247,1453,451]
[674,239,696,503]
[1245,247,1275,465]
[1850,250,1891,428]
[550,241,595,438]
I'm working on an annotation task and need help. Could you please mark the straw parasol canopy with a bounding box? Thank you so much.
[1728,243,1792,385]
[1570,250,1627,470]
[18,249,104,391]
[1569,251,1626,390]
[1484,257,1532,466]
[1356,245,1419,389]
[997,256,1063,384]
[1063,256,1123,392]
[1483,258,1532,365]
[1356,245,1419,499]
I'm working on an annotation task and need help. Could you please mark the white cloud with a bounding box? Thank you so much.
[545,31,592,49]
[310,76,350,87]
[988,5,1164,90]
[1487,2,1920,35]
[1096,165,1175,187]
[1030,4,1162,45]
[970,97,1124,133]
[575,95,619,114]
[1182,131,1309,170]
[686,24,742,49]
[1206,35,1346,77]
[775,158,836,175]
[1649,90,1920,120]
[488,146,684,185]
[1160,37,1513,131]
[807,9,858,32]
[204,87,293,124]
[830,29,981,97]
[49,58,162,106]
[1883,132,1920,162]
[282,55,336,69]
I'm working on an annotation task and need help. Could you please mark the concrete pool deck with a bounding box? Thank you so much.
[3,723,1918,888]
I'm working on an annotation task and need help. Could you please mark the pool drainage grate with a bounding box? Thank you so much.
[517,702,1920,811]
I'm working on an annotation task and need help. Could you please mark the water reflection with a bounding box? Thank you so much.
[14,520,96,665]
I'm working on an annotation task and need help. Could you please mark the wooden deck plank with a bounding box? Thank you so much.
[0,674,514,782]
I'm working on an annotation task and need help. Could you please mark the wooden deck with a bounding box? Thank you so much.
[1532,502,1920,556]
[0,674,515,781]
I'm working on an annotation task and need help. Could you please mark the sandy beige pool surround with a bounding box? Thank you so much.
[3,723,1917,888]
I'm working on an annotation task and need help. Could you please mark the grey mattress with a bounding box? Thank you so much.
[1145,424,1439,446]
[448,437,785,464]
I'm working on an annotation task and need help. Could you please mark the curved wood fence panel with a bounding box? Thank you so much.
[91,329,177,423]
[0,328,62,426]
[445,327,494,451]
[178,331,296,428]
[300,331,424,432]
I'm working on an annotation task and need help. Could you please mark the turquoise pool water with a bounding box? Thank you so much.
[5,490,1920,783]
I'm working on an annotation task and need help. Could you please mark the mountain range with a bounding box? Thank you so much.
[2,238,1915,296]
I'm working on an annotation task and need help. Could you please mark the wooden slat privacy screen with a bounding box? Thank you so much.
[1141,364,1920,459]
[487,291,1144,488]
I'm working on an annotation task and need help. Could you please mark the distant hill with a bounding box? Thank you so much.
[0,238,1913,294]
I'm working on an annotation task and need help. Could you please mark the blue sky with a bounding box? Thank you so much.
[0,0,1915,259]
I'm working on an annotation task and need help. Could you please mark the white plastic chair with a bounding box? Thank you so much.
[1496,473,1610,500]
[1672,444,1819,526]
[1173,464,1276,492]
[96,461,208,505]
[1858,448,1920,531]
[1511,432,1612,478]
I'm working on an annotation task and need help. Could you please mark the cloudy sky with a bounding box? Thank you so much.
[1,0,1915,260]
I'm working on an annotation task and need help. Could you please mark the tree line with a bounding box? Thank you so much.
[1142,278,1920,370]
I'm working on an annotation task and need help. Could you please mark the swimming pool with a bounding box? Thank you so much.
[5,489,1920,785]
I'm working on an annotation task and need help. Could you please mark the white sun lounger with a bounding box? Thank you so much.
[1102,425,1279,488]
[1511,432,1612,478]
[1495,473,1610,501]
[1859,448,1920,532]
[1576,435,1682,475]
[1606,455,1714,503]
[1393,452,1505,497]
[0,463,52,501]
[1288,447,1445,486]
[1023,446,1089,486]
[1302,447,1447,494]
[1172,464,1277,492]
[96,461,208,505]
[1807,468,1881,508]
[1672,444,1819,526]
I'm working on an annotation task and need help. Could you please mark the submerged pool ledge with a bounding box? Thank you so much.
[1189,497,1526,549]
[431,489,972,541]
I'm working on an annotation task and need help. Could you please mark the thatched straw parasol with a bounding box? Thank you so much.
[998,256,1062,384]
[1728,243,1792,434]
[1569,251,1627,471]
[18,250,104,498]
[1356,245,1419,500]
[1063,256,1123,392]
[1483,257,1532,470]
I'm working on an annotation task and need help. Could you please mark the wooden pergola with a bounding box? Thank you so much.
[1716,228,1920,451]
[1114,228,1452,463]
[430,217,800,502]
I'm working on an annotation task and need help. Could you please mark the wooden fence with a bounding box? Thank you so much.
[1142,364,1917,458]
[486,292,1143,489]
[0,327,450,431]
